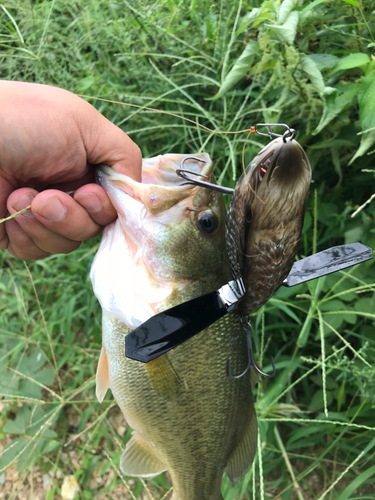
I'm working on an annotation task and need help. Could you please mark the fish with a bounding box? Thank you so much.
[90,154,257,500]
[225,136,312,315]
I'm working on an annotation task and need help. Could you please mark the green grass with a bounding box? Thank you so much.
[1,0,375,498]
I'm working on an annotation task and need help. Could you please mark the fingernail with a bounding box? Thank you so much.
[11,194,35,219]
[75,193,102,213]
[35,196,66,221]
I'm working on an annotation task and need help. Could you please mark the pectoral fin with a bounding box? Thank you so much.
[120,433,167,478]
[145,354,182,397]
[96,346,110,403]
[225,403,258,485]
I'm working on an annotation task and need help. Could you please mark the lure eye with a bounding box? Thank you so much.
[259,154,273,181]
[198,210,218,233]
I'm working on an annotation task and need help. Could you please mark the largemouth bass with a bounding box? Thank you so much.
[226,136,312,315]
[90,154,257,500]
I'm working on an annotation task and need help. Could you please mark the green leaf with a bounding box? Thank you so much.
[77,77,97,93]
[272,301,302,324]
[3,412,26,434]
[269,11,299,45]
[0,367,20,396]
[300,54,325,95]
[210,41,259,100]
[342,0,359,7]
[323,86,337,95]
[344,226,364,243]
[248,2,277,29]
[277,0,297,25]
[28,350,48,372]
[356,297,375,312]
[349,130,375,165]
[299,0,328,21]
[20,379,42,400]
[33,367,55,386]
[42,440,61,454]
[324,377,338,390]
[308,53,339,71]
[310,374,338,390]
[358,68,375,131]
[286,424,333,446]
[321,315,344,335]
[0,437,27,470]
[319,299,345,312]
[337,380,346,412]
[252,12,275,28]
[313,84,358,134]
[329,53,370,75]
[336,465,375,500]
[237,8,262,34]
[310,389,334,411]
[46,490,54,500]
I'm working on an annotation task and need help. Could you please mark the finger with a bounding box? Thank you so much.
[77,100,143,181]
[73,183,117,226]
[5,218,50,260]
[7,188,82,255]
[31,189,103,241]
[0,177,14,249]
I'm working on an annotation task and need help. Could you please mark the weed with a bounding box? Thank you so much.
[1,0,375,498]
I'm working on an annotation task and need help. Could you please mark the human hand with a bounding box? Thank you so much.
[0,81,142,260]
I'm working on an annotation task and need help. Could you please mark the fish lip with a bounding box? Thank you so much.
[96,153,217,216]
[96,154,213,192]
[96,163,113,177]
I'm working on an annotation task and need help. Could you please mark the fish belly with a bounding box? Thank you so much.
[102,311,256,500]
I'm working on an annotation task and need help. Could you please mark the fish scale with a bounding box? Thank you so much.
[102,311,255,500]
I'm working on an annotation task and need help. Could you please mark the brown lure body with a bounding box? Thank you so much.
[225,136,312,315]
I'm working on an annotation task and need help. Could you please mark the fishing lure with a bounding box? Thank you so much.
[124,125,373,369]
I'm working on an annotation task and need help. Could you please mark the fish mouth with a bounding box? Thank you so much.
[90,152,226,328]
[94,152,223,291]
[96,153,213,214]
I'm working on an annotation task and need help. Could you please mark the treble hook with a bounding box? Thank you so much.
[176,157,235,195]
[255,123,296,143]
[227,320,276,379]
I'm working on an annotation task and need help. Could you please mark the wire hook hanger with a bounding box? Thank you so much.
[255,123,296,142]
[176,124,296,193]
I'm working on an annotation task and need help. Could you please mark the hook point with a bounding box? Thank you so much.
[227,320,277,380]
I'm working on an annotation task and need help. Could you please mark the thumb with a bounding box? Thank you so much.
[77,98,142,182]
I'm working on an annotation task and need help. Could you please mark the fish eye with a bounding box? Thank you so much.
[259,154,273,181]
[198,210,218,233]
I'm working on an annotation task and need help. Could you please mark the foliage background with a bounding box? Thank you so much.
[0,0,375,498]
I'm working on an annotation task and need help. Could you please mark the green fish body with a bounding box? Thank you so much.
[90,154,257,500]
